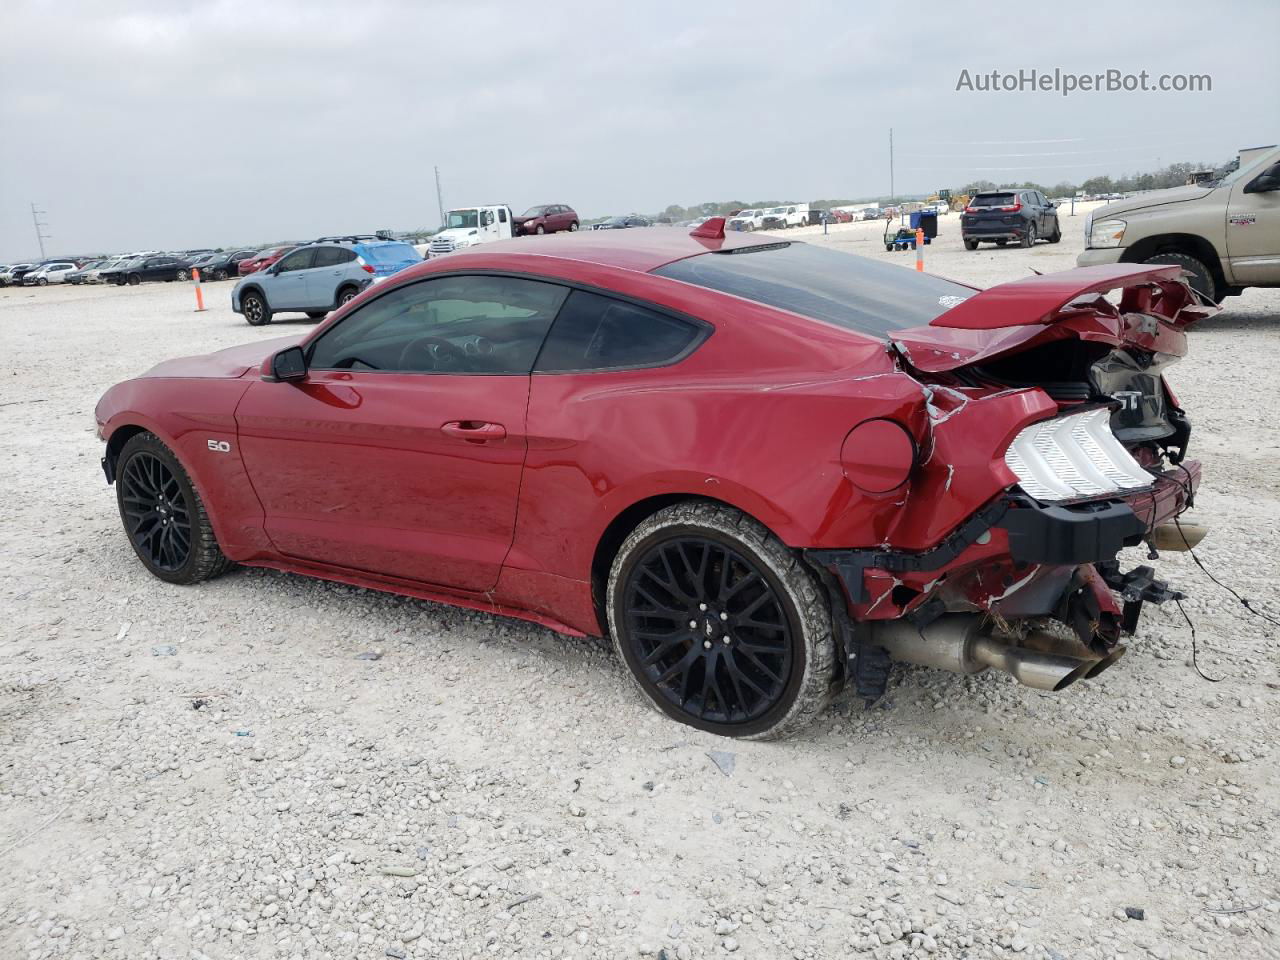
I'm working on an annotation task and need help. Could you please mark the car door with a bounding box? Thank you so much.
[265,247,317,309]
[234,273,570,592]
[304,246,355,306]
[1226,159,1280,285]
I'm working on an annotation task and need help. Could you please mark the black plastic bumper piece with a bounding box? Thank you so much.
[997,498,1146,565]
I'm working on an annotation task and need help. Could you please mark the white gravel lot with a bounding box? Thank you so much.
[2,210,1278,960]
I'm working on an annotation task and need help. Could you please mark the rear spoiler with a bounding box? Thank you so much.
[930,264,1215,330]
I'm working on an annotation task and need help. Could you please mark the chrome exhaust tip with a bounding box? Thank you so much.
[870,615,1093,693]
[1083,644,1126,679]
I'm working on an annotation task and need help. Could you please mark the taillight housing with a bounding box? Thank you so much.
[963,206,977,214]
[1000,203,1022,212]
[357,257,375,274]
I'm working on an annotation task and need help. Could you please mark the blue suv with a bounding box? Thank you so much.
[232,236,422,326]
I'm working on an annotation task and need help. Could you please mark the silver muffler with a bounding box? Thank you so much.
[1150,521,1208,552]
[869,615,1101,692]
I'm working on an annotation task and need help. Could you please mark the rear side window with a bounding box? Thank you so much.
[534,290,703,372]
[312,247,352,267]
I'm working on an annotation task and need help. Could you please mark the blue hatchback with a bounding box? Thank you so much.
[231,236,423,326]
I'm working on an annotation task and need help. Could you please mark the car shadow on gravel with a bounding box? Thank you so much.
[1189,308,1280,332]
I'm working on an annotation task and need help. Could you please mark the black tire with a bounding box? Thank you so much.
[1141,251,1218,303]
[336,285,359,308]
[885,244,894,252]
[569,221,579,231]
[37,278,48,286]
[964,238,979,251]
[606,502,836,740]
[1048,223,1062,243]
[115,431,233,585]
[127,274,141,286]
[306,311,326,319]
[242,291,271,326]
[214,268,228,281]
[535,224,546,235]
[995,240,1007,247]
[1020,224,1037,248]
[176,269,190,281]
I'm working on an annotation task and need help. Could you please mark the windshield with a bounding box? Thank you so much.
[653,242,977,339]
[520,206,547,217]
[446,210,479,229]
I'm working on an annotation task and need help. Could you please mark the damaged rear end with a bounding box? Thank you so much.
[808,264,1216,698]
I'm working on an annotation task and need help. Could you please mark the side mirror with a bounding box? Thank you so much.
[1243,162,1280,194]
[265,345,307,382]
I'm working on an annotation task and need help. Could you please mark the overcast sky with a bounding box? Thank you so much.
[1,0,1276,259]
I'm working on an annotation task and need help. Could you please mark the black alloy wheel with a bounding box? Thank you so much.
[214,268,228,281]
[119,450,193,573]
[620,536,796,727]
[242,292,269,325]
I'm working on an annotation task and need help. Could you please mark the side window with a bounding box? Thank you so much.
[312,247,349,268]
[534,290,703,373]
[276,249,317,273]
[498,208,508,223]
[481,209,495,227]
[308,275,569,375]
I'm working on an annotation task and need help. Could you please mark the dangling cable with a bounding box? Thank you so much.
[1173,597,1224,683]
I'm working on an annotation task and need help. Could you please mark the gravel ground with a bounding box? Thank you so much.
[2,212,1278,960]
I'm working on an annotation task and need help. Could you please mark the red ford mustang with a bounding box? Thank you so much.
[96,219,1212,739]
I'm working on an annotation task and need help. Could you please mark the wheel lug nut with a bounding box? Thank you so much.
[722,636,731,644]
[719,612,728,621]
[703,640,712,649]
[689,620,698,629]
[698,603,707,611]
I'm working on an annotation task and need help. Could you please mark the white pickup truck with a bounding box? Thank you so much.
[727,209,765,232]
[423,205,515,258]
[760,204,810,230]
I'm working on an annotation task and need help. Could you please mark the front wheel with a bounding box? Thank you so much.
[176,269,190,281]
[569,221,579,231]
[607,502,836,740]
[115,431,233,585]
[1048,223,1062,243]
[127,274,141,286]
[535,224,546,235]
[242,291,271,326]
[37,278,48,286]
[214,268,228,281]
[1142,251,1218,302]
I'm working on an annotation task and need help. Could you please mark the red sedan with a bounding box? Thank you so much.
[237,244,296,276]
[95,219,1211,738]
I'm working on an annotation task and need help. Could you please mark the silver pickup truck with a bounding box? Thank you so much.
[1078,145,1280,302]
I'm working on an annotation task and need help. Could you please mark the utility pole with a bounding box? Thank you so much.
[30,203,50,259]
[888,128,895,205]
[434,166,445,227]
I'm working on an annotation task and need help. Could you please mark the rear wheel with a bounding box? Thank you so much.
[242,291,271,326]
[1141,251,1217,302]
[306,310,326,319]
[964,238,979,250]
[336,285,359,307]
[607,502,836,740]
[115,431,232,585]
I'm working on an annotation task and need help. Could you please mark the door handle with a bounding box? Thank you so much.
[441,420,506,443]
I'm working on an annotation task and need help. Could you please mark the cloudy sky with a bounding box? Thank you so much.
[1,0,1276,259]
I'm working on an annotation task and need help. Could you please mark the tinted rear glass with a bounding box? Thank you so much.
[969,193,1016,207]
[652,242,975,338]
